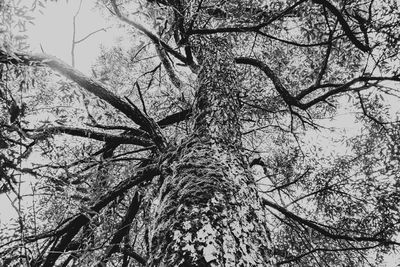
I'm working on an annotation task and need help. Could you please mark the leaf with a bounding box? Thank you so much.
[14,35,25,41]
[22,15,35,21]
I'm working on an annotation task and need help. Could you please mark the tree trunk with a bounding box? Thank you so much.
[148,37,273,266]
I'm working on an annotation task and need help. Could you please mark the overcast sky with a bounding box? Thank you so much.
[27,0,118,73]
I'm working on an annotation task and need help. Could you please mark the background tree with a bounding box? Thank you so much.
[1,0,400,266]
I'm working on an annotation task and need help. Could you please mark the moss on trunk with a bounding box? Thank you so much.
[148,36,272,266]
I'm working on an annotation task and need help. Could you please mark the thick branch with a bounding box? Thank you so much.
[312,0,370,52]
[119,245,147,265]
[157,109,192,128]
[0,49,166,149]
[296,83,342,100]
[110,0,198,71]
[235,57,299,106]
[25,126,153,147]
[90,109,192,156]
[41,164,160,267]
[99,192,142,265]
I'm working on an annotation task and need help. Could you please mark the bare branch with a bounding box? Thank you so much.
[71,0,83,67]
[75,28,108,44]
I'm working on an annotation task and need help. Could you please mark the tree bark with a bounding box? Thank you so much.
[148,36,272,266]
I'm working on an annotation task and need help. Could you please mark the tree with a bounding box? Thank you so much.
[1,0,400,266]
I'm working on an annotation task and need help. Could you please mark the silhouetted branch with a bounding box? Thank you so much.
[235,57,299,106]
[135,82,148,115]
[98,192,142,265]
[155,43,182,89]
[110,0,198,71]
[0,49,166,150]
[234,56,400,111]
[75,28,108,44]
[24,126,154,147]
[312,0,370,52]
[40,164,160,267]
[262,198,400,245]
[119,245,147,265]
[276,244,381,266]
[157,109,192,128]
[357,91,387,126]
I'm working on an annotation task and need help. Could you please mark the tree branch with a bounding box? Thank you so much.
[234,56,400,111]
[314,21,336,86]
[276,244,381,266]
[0,49,166,149]
[41,164,160,267]
[119,245,147,265]
[235,57,299,106]
[155,43,182,89]
[110,0,198,71]
[357,91,386,126]
[300,77,384,109]
[262,198,400,245]
[157,109,192,128]
[189,0,307,35]
[24,126,153,147]
[135,82,148,115]
[312,0,370,52]
[98,192,142,265]
[75,28,108,44]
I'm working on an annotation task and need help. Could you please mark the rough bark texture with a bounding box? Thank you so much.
[148,37,272,266]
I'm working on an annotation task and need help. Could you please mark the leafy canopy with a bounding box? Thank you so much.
[1,0,400,266]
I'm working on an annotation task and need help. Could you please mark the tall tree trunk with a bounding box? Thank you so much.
[148,37,272,266]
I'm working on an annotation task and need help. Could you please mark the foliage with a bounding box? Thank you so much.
[1,0,400,266]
